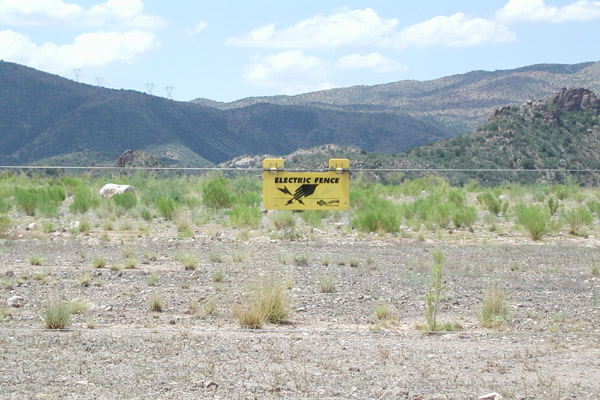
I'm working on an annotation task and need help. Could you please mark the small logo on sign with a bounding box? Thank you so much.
[278,184,319,205]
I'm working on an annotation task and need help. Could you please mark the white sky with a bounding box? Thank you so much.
[1,0,599,101]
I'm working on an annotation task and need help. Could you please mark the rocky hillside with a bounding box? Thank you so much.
[0,61,446,166]
[195,62,600,137]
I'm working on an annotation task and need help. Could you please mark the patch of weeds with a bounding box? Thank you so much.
[124,255,138,269]
[424,248,445,332]
[270,211,296,230]
[293,254,309,266]
[188,299,199,315]
[209,252,224,263]
[143,251,158,262]
[202,175,234,210]
[234,282,291,328]
[320,257,330,267]
[0,215,11,237]
[31,271,47,283]
[42,222,55,233]
[147,272,159,286]
[76,272,92,287]
[155,196,176,220]
[177,252,199,270]
[110,264,123,272]
[563,206,592,236]
[212,270,225,283]
[349,259,359,268]
[69,186,99,214]
[479,284,510,329]
[237,229,250,241]
[86,319,97,329]
[300,210,327,228]
[177,217,194,239]
[232,251,246,263]
[42,299,72,329]
[366,257,377,270]
[140,207,152,222]
[513,203,549,240]
[228,205,261,229]
[78,218,91,235]
[1,280,14,290]
[318,275,336,293]
[352,196,400,234]
[92,256,106,268]
[149,295,164,312]
[277,253,287,265]
[69,298,89,314]
[476,191,509,216]
[120,246,136,259]
[202,297,218,316]
[113,192,137,210]
[373,303,396,328]
[29,255,42,266]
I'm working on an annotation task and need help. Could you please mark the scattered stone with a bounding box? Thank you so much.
[479,393,503,400]
[26,223,38,231]
[99,183,136,199]
[205,381,218,390]
[7,296,24,308]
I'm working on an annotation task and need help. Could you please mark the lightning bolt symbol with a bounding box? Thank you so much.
[278,186,292,196]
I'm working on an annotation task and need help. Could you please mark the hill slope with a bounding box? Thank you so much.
[195,61,600,136]
[0,61,446,165]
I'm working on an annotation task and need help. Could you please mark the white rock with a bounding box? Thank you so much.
[479,393,503,400]
[26,223,38,231]
[70,221,80,230]
[7,296,24,308]
[99,184,135,199]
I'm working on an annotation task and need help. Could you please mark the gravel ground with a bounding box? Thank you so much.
[1,219,600,399]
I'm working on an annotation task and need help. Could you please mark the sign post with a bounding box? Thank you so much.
[262,158,350,210]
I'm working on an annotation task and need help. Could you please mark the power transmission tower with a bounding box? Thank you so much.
[96,77,104,86]
[73,68,81,81]
[165,86,174,99]
[146,83,154,95]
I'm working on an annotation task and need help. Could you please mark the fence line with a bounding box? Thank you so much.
[3,165,600,173]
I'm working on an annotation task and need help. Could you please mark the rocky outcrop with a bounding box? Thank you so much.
[548,87,600,114]
[116,149,164,168]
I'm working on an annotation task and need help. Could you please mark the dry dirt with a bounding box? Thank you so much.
[1,216,600,399]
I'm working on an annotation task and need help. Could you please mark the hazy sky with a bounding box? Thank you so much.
[1,0,599,102]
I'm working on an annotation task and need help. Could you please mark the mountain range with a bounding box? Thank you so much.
[1,60,600,168]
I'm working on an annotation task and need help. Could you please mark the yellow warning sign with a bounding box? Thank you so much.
[263,158,350,210]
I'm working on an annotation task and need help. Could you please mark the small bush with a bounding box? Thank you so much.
[202,297,218,316]
[147,273,159,286]
[234,282,290,328]
[140,208,152,221]
[149,295,164,312]
[113,192,137,210]
[477,192,508,216]
[563,206,593,236]
[209,252,224,263]
[14,188,39,216]
[29,255,42,266]
[452,205,477,229]
[424,249,444,331]
[70,186,98,214]
[479,285,509,328]
[318,275,336,293]
[42,299,72,329]
[228,205,261,229]
[212,270,225,282]
[202,175,234,210]
[514,203,549,240]
[92,256,106,268]
[271,211,296,230]
[374,303,395,324]
[352,196,400,234]
[155,196,176,220]
[0,215,10,237]
[177,253,199,270]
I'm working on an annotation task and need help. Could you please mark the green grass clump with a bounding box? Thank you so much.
[14,188,40,216]
[352,196,400,234]
[177,253,199,270]
[318,275,336,293]
[92,256,106,268]
[234,282,290,328]
[563,206,593,236]
[29,255,42,266]
[270,211,296,230]
[452,205,477,229]
[476,191,508,216]
[479,285,509,328]
[42,299,72,329]
[149,295,164,312]
[228,205,261,228]
[202,175,234,210]
[0,215,10,237]
[69,186,99,214]
[513,204,549,240]
[424,249,444,331]
[155,196,176,220]
[113,192,137,210]
[147,273,160,286]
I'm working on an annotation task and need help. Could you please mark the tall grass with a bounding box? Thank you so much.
[513,203,549,240]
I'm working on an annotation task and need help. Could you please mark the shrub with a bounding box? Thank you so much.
[140,207,152,221]
[300,210,327,228]
[155,196,176,220]
[476,191,508,216]
[0,215,11,237]
[430,203,453,229]
[0,197,11,213]
[234,282,290,328]
[452,205,477,229]
[29,255,42,266]
[177,253,198,270]
[202,175,234,210]
[14,188,39,216]
[113,192,137,210]
[563,206,593,236]
[547,196,559,215]
[42,299,72,329]
[70,187,98,214]
[92,256,106,268]
[352,196,400,234]
[318,275,336,293]
[513,204,549,240]
[424,249,444,331]
[479,285,509,328]
[149,295,163,312]
[147,273,159,286]
[270,211,296,230]
[228,205,261,229]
